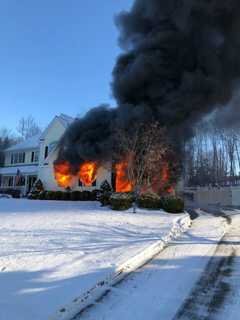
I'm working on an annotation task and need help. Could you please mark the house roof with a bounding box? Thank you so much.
[5,134,41,152]
[5,114,75,153]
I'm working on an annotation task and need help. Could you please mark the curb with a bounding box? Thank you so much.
[50,213,191,320]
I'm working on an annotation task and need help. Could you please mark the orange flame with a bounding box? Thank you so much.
[79,162,98,187]
[54,161,74,188]
[115,161,133,193]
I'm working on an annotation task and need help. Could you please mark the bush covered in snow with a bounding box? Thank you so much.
[110,192,134,211]
[162,197,185,213]
[0,189,21,198]
[0,193,13,199]
[137,192,162,209]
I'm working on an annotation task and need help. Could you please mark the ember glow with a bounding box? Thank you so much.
[54,161,74,188]
[151,163,174,195]
[115,161,133,193]
[79,162,98,187]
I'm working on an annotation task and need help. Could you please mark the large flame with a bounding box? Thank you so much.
[115,161,133,193]
[79,162,98,187]
[54,161,75,188]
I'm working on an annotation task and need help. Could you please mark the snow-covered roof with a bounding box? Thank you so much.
[5,134,41,152]
[58,114,75,128]
[0,165,39,175]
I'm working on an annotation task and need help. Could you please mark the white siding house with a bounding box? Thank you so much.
[0,114,112,196]
[0,135,40,195]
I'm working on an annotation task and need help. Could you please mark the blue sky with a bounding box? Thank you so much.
[0,0,133,132]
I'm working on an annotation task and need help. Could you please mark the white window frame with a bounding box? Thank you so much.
[11,152,25,164]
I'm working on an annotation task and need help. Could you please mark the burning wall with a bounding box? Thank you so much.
[54,161,99,189]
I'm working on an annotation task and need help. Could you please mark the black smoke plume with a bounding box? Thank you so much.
[56,0,240,168]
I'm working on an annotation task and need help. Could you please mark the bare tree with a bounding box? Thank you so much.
[17,116,41,140]
[115,123,180,212]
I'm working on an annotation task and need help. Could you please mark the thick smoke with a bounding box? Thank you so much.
[56,0,240,166]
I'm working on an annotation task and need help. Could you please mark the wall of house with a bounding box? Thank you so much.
[4,149,39,167]
[38,118,112,191]
[38,119,67,190]
[38,149,112,191]
[39,119,66,166]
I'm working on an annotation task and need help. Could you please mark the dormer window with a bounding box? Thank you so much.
[11,152,25,164]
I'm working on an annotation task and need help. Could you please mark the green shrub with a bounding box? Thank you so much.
[90,190,101,201]
[54,191,63,200]
[70,191,81,201]
[99,192,112,206]
[28,193,38,200]
[137,192,162,210]
[80,191,90,201]
[162,197,185,213]
[61,192,71,201]
[38,191,47,200]
[110,193,133,211]
[46,191,58,200]
[28,190,101,201]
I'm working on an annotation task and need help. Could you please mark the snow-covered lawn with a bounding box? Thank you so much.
[0,199,183,320]
[78,211,229,320]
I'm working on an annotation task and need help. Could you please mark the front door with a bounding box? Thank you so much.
[27,176,37,193]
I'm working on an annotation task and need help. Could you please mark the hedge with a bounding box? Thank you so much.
[110,192,133,211]
[0,188,21,198]
[137,192,162,209]
[161,197,185,213]
[28,190,100,201]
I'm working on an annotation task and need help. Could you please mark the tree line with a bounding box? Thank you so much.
[0,116,41,166]
[184,121,240,187]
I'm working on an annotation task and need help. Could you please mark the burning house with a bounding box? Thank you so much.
[1,0,240,197]
[54,0,240,195]
[0,115,114,195]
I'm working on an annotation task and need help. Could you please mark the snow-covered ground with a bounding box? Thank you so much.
[0,199,184,320]
[78,210,230,320]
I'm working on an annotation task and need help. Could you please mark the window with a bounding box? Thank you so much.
[49,141,57,153]
[31,151,39,163]
[44,146,49,159]
[11,152,25,164]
